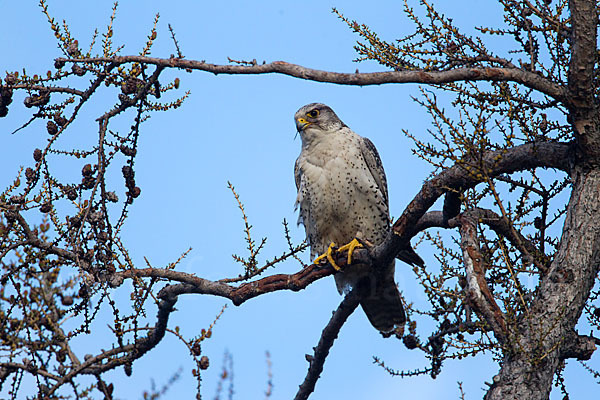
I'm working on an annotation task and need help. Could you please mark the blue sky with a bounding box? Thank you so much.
[1,1,598,399]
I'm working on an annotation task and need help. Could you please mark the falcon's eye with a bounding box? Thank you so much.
[307,109,320,118]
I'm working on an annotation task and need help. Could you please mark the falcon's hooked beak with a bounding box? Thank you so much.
[295,117,311,132]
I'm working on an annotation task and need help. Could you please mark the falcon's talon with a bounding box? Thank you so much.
[337,238,364,265]
[313,242,342,271]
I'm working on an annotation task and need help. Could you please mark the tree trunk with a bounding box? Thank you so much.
[485,167,600,399]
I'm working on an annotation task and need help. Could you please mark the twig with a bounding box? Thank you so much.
[264,351,273,400]
[168,24,184,58]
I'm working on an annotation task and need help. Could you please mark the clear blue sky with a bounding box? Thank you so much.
[1,1,597,399]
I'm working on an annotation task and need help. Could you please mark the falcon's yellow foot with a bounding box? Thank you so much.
[337,238,364,265]
[313,242,342,271]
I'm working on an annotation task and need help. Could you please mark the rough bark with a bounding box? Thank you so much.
[482,1,600,397]
[485,168,600,399]
[568,0,600,161]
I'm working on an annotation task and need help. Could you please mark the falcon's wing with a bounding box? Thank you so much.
[294,157,309,229]
[359,137,389,206]
[360,137,424,267]
[294,158,302,191]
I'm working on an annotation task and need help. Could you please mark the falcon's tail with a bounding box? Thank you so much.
[358,274,406,336]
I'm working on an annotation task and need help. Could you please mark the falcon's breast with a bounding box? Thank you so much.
[295,128,390,260]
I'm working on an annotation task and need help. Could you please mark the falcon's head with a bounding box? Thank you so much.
[294,103,346,134]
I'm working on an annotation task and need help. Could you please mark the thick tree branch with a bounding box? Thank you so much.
[561,331,597,361]
[485,168,600,400]
[567,0,597,109]
[567,0,600,160]
[374,141,570,265]
[56,56,567,101]
[415,209,551,273]
[111,262,338,306]
[458,214,507,341]
[294,288,361,400]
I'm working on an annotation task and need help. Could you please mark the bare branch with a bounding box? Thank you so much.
[415,208,551,273]
[46,293,177,396]
[373,141,570,266]
[458,214,507,341]
[9,84,85,97]
[110,261,338,306]
[560,331,597,361]
[567,0,600,159]
[568,0,597,108]
[56,56,567,101]
[294,288,361,400]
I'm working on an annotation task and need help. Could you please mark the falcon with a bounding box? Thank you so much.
[293,103,423,335]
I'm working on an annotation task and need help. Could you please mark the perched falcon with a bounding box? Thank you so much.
[293,103,423,335]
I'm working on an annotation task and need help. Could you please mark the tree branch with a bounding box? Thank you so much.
[12,211,78,262]
[293,288,361,400]
[9,84,85,97]
[96,64,164,121]
[46,292,178,396]
[567,0,596,109]
[0,362,59,381]
[458,214,507,342]
[110,261,338,306]
[374,141,571,267]
[567,0,600,160]
[56,56,567,101]
[415,209,551,273]
[561,331,597,361]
